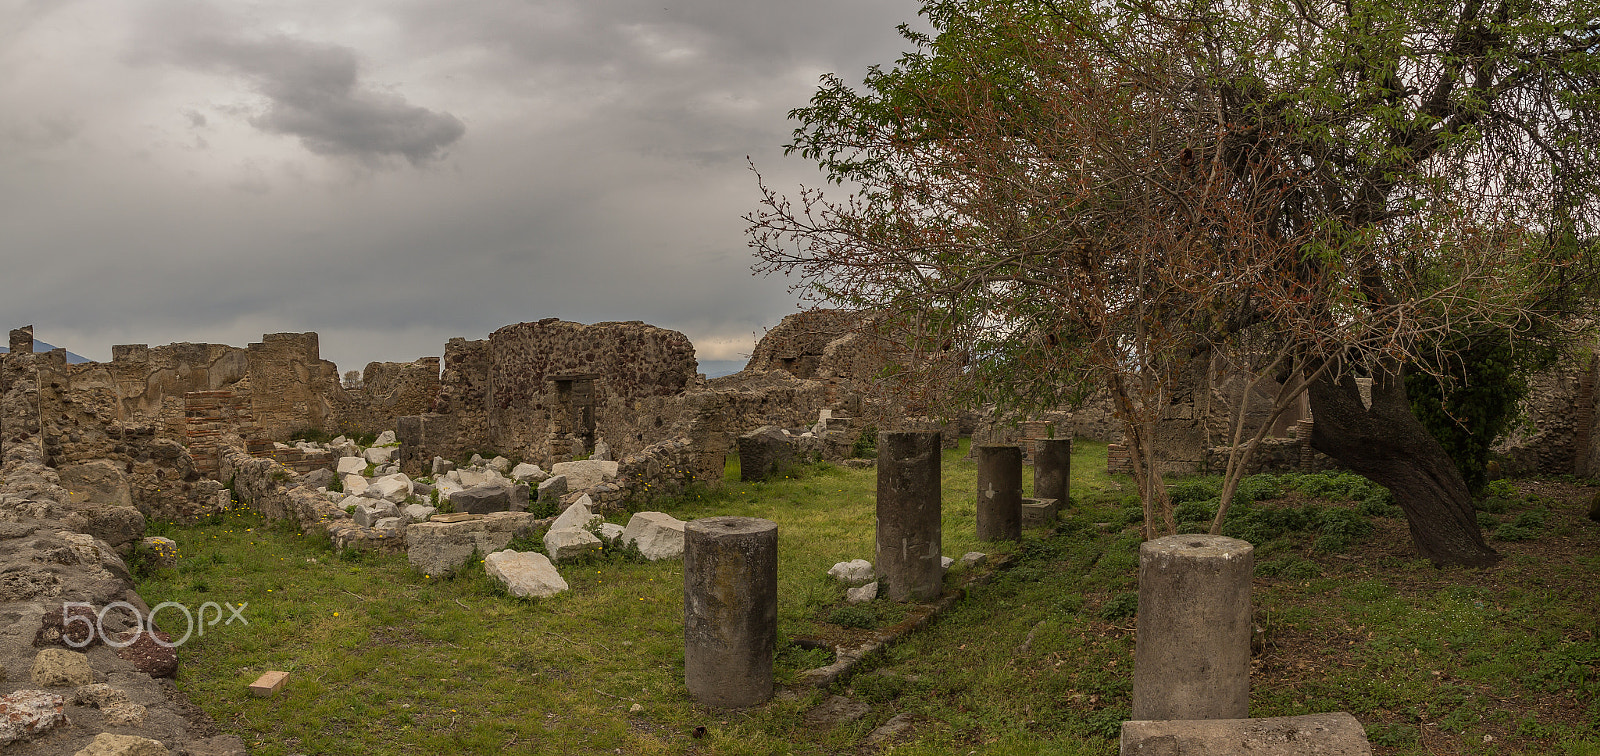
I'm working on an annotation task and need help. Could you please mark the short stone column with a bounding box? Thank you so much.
[1033,438,1071,509]
[1132,535,1254,720]
[875,431,943,602]
[683,516,778,708]
[975,445,1022,541]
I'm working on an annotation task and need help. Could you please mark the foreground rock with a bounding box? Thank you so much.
[827,559,874,584]
[544,527,603,562]
[405,512,540,576]
[549,460,618,491]
[483,550,569,597]
[619,512,686,561]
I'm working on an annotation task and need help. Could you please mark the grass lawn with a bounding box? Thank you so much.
[137,440,1600,755]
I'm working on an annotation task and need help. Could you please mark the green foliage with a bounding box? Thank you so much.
[1097,592,1138,621]
[1407,329,1560,494]
[850,425,879,459]
[829,603,884,629]
[327,475,343,494]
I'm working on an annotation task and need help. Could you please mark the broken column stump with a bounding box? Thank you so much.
[875,431,943,602]
[1033,437,1071,508]
[1132,534,1254,720]
[684,516,779,708]
[976,444,1023,542]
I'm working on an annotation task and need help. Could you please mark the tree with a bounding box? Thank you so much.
[749,0,1600,565]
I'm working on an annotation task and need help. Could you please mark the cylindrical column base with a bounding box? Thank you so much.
[684,516,779,708]
[1131,535,1254,720]
[1033,438,1071,509]
[976,445,1023,541]
[876,431,943,602]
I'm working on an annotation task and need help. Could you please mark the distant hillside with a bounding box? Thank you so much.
[0,340,92,364]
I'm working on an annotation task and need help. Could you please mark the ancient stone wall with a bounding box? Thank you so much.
[484,319,697,461]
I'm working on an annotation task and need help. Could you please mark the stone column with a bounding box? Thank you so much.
[875,431,943,602]
[976,444,1023,541]
[1131,534,1254,720]
[683,516,778,708]
[1033,438,1072,509]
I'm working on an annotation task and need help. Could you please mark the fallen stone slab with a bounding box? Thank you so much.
[448,483,512,514]
[484,550,569,597]
[353,501,397,528]
[552,498,600,532]
[619,511,686,561]
[597,522,624,540]
[368,473,413,503]
[363,446,396,465]
[828,559,874,584]
[544,527,603,562]
[846,582,878,604]
[510,462,547,483]
[1120,713,1373,756]
[537,475,568,506]
[550,459,618,490]
[406,512,539,576]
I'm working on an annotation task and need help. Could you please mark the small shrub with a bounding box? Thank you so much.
[1494,524,1537,542]
[1512,508,1548,529]
[328,475,344,494]
[1476,511,1501,530]
[1168,479,1221,505]
[1098,592,1138,621]
[1365,723,1420,748]
[851,426,879,459]
[1172,499,1217,524]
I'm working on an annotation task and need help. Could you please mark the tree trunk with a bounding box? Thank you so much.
[1307,367,1500,567]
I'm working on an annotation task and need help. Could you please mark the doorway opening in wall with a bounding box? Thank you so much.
[552,375,598,454]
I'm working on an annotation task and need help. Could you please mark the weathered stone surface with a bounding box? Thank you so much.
[737,426,793,481]
[74,732,171,755]
[597,522,624,540]
[400,503,437,524]
[448,483,511,514]
[537,475,567,505]
[80,505,147,548]
[846,581,878,603]
[456,469,488,488]
[336,456,367,475]
[551,499,600,532]
[1120,713,1373,755]
[483,550,569,597]
[140,536,179,569]
[59,460,134,508]
[544,527,603,562]
[620,511,686,561]
[431,456,455,476]
[364,445,396,465]
[102,701,148,725]
[405,512,539,576]
[875,431,943,602]
[865,713,915,746]
[353,501,398,528]
[1034,438,1072,508]
[375,430,397,446]
[827,559,874,584]
[342,474,369,496]
[73,683,127,708]
[976,445,1023,542]
[367,473,412,503]
[1133,535,1254,720]
[510,462,546,483]
[550,460,618,490]
[1021,497,1058,526]
[300,467,336,490]
[959,552,988,568]
[0,689,66,745]
[684,517,779,708]
[803,694,870,726]
[31,647,92,687]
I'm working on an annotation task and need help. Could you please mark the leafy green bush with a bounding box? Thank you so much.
[1494,524,1537,541]
[1513,508,1548,529]
[1168,479,1220,504]
[851,425,879,459]
[829,603,882,628]
[1098,592,1138,621]
[1172,499,1217,525]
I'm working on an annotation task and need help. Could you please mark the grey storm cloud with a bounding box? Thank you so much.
[171,33,465,165]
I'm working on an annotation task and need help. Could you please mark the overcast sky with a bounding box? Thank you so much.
[0,0,924,372]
